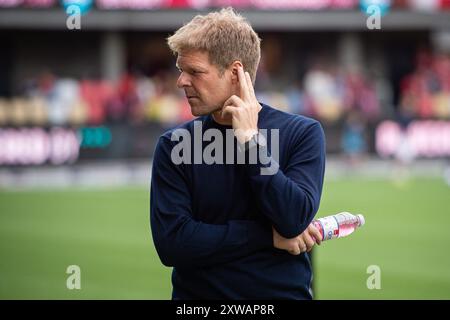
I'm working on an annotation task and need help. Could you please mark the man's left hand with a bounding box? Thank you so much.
[222,66,261,144]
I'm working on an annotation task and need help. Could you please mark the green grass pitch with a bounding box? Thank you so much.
[1,178,449,299]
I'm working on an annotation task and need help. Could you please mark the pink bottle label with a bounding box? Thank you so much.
[316,216,340,241]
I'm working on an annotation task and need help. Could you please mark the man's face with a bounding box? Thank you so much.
[176,50,233,116]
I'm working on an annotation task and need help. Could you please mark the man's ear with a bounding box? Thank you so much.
[230,60,243,83]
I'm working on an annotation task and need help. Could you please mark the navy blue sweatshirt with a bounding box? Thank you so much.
[150,103,326,299]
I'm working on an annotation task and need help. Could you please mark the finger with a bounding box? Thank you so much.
[289,246,301,256]
[223,95,245,109]
[245,71,257,102]
[297,238,307,253]
[309,224,322,245]
[303,233,315,252]
[237,66,250,101]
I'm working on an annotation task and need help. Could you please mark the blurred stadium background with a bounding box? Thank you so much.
[1,0,450,299]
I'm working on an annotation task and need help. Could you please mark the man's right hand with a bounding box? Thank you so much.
[273,224,322,255]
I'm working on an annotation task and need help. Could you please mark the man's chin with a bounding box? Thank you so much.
[188,100,222,117]
[189,105,203,117]
[189,104,211,117]
[191,110,203,117]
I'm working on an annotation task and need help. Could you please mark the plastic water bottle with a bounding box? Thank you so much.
[312,212,365,241]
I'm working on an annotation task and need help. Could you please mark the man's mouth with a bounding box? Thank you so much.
[185,92,198,99]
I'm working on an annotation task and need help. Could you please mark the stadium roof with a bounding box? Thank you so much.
[1,9,450,31]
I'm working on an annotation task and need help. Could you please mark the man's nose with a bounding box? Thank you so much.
[177,72,191,88]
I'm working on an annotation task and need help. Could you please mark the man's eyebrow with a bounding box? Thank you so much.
[176,63,206,72]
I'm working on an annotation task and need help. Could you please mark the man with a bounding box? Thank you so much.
[150,8,326,299]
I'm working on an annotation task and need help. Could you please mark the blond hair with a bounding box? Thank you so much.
[167,7,261,83]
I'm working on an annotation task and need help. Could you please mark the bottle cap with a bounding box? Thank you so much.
[357,214,365,227]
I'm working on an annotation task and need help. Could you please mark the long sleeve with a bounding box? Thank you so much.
[150,135,273,268]
[247,121,326,239]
